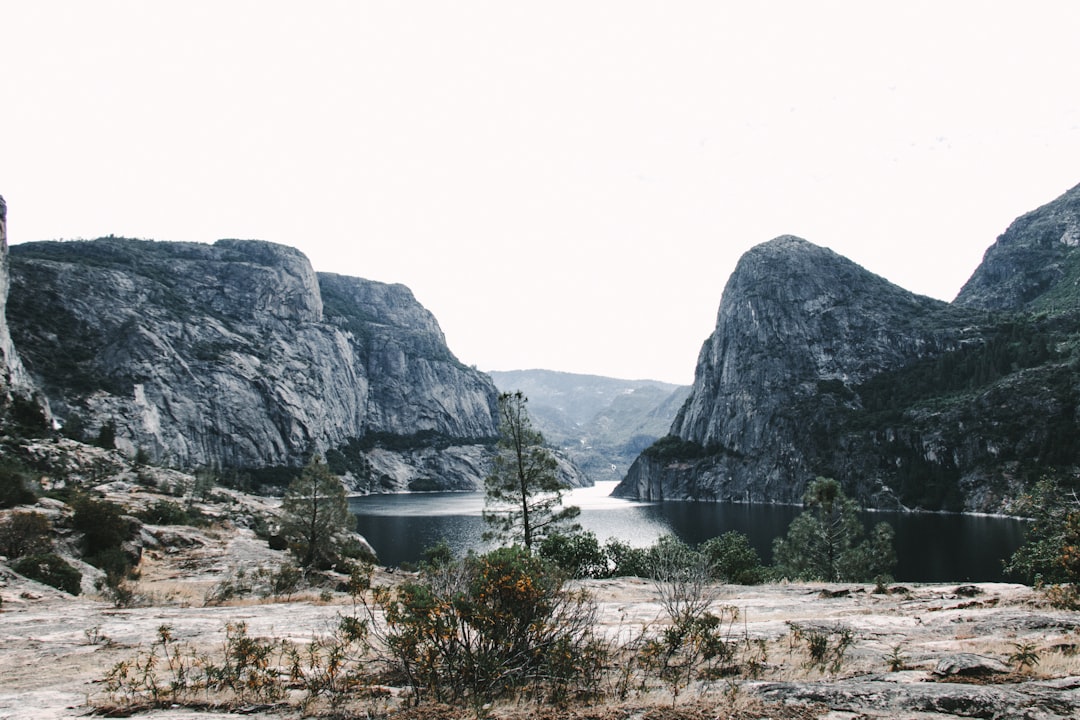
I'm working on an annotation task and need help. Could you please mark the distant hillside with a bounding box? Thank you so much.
[488,369,690,482]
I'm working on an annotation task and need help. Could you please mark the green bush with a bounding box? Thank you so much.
[700,531,766,584]
[71,495,138,572]
[603,538,650,578]
[639,605,740,703]
[0,457,38,509]
[539,530,609,578]
[1005,475,1080,586]
[13,553,82,595]
[0,510,53,558]
[370,545,605,705]
[136,499,206,527]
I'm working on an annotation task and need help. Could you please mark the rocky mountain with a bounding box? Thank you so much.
[488,369,690,481]
[955,183,1080,311]
[5,237,510,492]
[0,197,33,401]
[0,195,48,442]
[614,183,1080,513]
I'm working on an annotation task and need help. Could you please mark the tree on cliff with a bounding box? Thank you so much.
[280,457,353,570]
[772,477,895,582]
[483,391,580,550]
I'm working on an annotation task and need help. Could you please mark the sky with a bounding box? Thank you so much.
[2,2,1079,385]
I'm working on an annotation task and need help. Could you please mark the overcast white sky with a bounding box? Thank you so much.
[3,2,1079,384]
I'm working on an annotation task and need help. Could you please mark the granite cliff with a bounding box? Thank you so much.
[614,183,1080,513]
[0,196,42,427]
[5,237,510,492]
[956,182,1080,311]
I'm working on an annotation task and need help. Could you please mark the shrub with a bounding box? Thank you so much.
[0,457,37,509]
[1009,641,1041,671]
[13,553,82,595]
[101,620,375,713]
[136,500,206,526]
[1005,475,1080,585]
[884,644,908,672]
[639,604,740,704]
[0,510,53,558]
[205,563,306,605]
[71,495,138,574]
[369,545,606,706]
[788,622,856,674]
[648,535,717,627]
[539,530,609,578]
[604,537,649,578]
[634,535,738,705]
[700,531,766,584]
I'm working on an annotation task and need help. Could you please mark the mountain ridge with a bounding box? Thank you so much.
[3,236,523,492]
[488,369,690,481]
[614,184,1080,513]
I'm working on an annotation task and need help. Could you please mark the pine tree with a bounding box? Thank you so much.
[483,392,580,549]
[773,477,895,582]
[280,457,352,569]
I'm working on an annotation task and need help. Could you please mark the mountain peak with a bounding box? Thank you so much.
[955,181,1080,311]
[616,181,1080,512]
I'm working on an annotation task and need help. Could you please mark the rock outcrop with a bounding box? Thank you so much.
[6,238,507,491]
[0,196,34,402]
[748,676,1080,719]
[615,183,1080,512]
[956,182,1080,311]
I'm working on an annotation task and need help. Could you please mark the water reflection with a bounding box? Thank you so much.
[349,481,1027,582]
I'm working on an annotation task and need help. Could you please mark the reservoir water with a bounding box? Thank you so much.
[349,481,1028,583]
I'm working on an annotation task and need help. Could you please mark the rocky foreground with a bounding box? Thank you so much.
[2,502,1079,720]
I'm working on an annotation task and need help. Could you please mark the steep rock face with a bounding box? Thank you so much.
[319,274,496,439]
[616,236,973,505]
[673,236,961,449]
[615,213,1080,512]
[956,182,1080,311]
[0,196,34,401]
[7,238,502,490]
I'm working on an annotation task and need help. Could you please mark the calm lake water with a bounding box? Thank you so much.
[349,481,1028,583]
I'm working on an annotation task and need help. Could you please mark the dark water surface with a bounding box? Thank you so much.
[349,481,1028,582]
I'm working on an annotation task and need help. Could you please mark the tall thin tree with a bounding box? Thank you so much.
[483,391,580,549]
